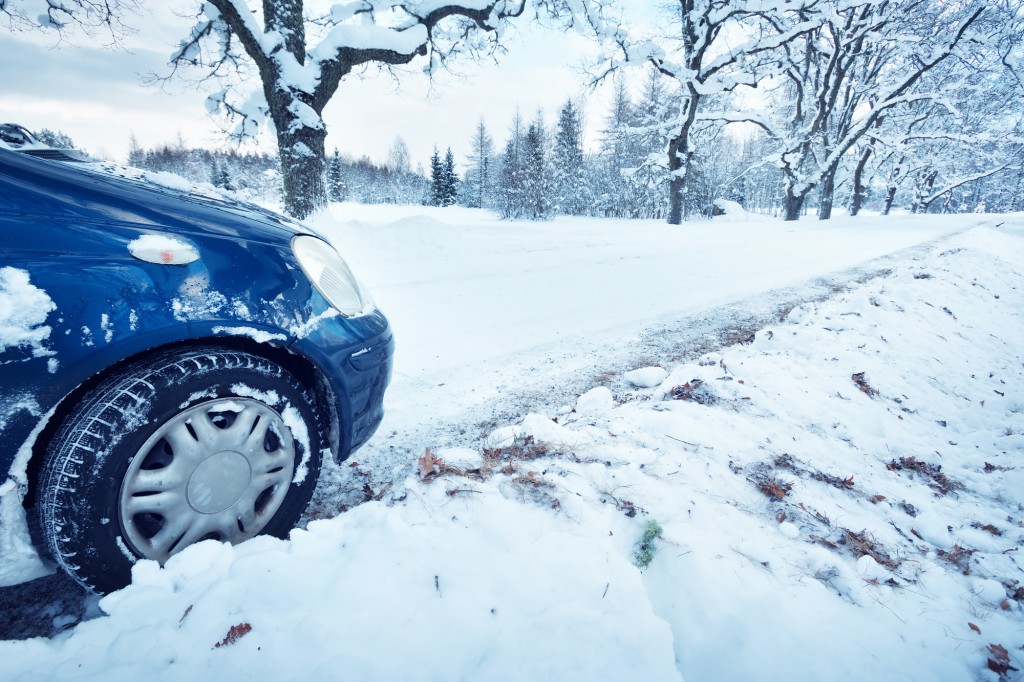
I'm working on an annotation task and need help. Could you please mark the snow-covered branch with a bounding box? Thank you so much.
[0,0,139,43]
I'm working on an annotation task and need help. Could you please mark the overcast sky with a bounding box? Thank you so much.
[0,5,616,172]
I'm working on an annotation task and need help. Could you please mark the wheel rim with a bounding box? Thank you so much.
[118,397,296,563]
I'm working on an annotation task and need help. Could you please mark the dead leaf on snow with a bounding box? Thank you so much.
[418,448,443,481]
[214,623,252,649]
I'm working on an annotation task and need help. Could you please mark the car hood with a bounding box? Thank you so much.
[0,149,317,247]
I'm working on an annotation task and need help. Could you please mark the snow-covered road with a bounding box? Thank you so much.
[309,206,988,465]
[314,205,974,381]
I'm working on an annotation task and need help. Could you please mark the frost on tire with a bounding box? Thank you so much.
[37,347,324,593]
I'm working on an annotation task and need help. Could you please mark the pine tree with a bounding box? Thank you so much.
[33,128,76,149]
[441,147,458,206]
[499,111,527,219]
[465,118,495,208]
[217,163,234,190]
[596,76,639,217]
[429,146,444,206]
[523,112,554,220]
[207,159,233,190]
[328,148,346,202]
[629,66,673,219]
[553,99,590,216]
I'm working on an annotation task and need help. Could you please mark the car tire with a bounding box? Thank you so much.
[37,347,324,594]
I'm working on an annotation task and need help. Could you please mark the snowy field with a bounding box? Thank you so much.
[2,206,1023,681]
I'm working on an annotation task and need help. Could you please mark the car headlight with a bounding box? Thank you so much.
[291,235,374,317]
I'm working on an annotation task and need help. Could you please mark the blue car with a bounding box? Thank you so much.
[0,138,393,593]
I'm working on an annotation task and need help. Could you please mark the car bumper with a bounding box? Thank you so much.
[291,309,394,460]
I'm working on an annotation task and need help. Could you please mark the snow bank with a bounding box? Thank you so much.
[0,493,679,681]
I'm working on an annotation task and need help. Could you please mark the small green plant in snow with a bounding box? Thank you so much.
[633,520,664,569]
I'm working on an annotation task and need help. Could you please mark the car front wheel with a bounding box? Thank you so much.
[37,347,324,593]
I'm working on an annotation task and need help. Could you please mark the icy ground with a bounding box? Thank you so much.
[2,207,1023,681]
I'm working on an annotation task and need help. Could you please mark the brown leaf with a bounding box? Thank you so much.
[988,643,1010,663]
[852,372,879,397]
[214,622,252,649]
[968,622,981,634]
[987,643,1017,675]
[869,495,886,504]
[418,448,443,480]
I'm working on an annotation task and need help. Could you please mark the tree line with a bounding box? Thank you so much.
[10,0,1022,223]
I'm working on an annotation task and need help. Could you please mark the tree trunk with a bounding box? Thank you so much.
[818,170,835,221]
[882,154,905,216]
[277,125,328,219]
[882,185,897,216]
[849,144,873,217]
[665,90,699,226]
[783,187,805,221]
[666,136,686,225]
[911,170,937,214]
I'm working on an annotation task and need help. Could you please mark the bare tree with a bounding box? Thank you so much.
[842,0,1024,216]
[747,1,985,220]
[161,1,541,217]
[579,0,820,224]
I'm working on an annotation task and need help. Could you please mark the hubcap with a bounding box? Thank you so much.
[118,397,296,563]
[186,450,252,513]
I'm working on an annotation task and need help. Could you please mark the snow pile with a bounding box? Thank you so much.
[0,494,678,680]
[126,234,199,265]
[0,267,55,355]
[712,198,768,221]
[624,366,668,388]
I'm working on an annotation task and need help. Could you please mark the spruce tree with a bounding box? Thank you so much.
[429,146,444,206]
[442,147,458,206]
[596,76,639,218]
[499,111,526,219]
[553,99,590,216]
[629,66,673,219]
[523,112,554,220]
[216,163,234,191]
[328,148,346,202]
